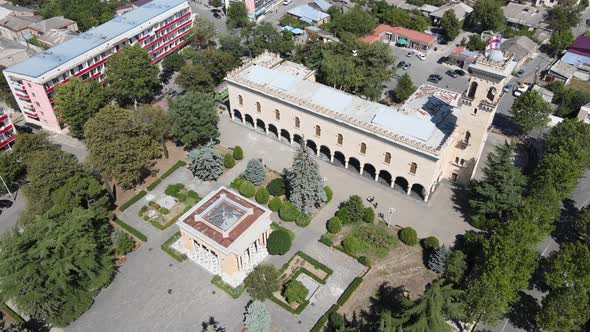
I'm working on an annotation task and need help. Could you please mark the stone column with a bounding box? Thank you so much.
[344,158,349,169]
[330,153,334,163]
[289,136,294,145]
[253,121,257,130]
[374,172,379,181]
[424,192,429,202]
[241,117,246,125]
[390,178,395,188]
[264,127,268,135]
[359,165,364,176]
[406,185,412,195]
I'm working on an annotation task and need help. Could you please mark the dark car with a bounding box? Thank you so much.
[397,61,406,69]
[213,12,222,19]
[402,63,411,70]
[428,74,442,83]
[446,70,458,78]
[437,56,448,64]
[516,69,525,77]
[454,69,465,76]
[14,123,33,133]
[0,200,13,209]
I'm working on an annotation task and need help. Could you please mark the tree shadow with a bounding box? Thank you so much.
[201,316,225,332]
[449,182,470,222]
[552,198,580,244]
[491,113,522,137]
[505,291,540,332]
[357,282,409,326]
[23,318,50,332]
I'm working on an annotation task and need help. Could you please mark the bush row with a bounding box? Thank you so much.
[310,304,340,332]
[160,231,187,262]
[161,160,187,179]
[296,251,333,279]
[271,222,295,240]
[319,234,333,247]
[119,190,147,211]
[211,275,246,299]
[146,178,161,191]
[270,294,309,315]
[337,277,363,306]
[113,216,148,242]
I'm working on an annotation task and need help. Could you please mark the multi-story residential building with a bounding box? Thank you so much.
[0,108,16,152]
[225,51,515,202]
[3,0,192,133]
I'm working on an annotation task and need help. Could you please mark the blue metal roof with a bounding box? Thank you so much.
[561,51,590,66]
[287,5,329,23]
[5,0,187,79]
[313,0,331,12]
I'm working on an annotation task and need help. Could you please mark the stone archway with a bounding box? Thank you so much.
[293,134,303,146]
[348,157,361,173]
[319,145,331,162]
[333,151,346,167]
[268,124,278,139]
[363,162,376,180]
[244,114,254,128]
[233,109,243,123]
[411,183,426,200]
[280,129,290,143]
[306,139,318,156]
[394,176,409,193]
[378,170,392,187]
[256,119,266,134]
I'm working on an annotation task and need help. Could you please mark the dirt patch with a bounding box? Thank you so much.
[339,243,437,318]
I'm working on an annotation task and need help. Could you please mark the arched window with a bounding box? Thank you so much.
[473,108,478,115]
[295,117,300,128]
[275,109,280,120]
[238,95,243,106]
[468,81,478,99]
[464,131,471,144]
[256,102,261,113]
[337,133,343,145]
[384,152,391,164]
[360,143,367,154]
[315,125,321,137]
[410,162,417,174]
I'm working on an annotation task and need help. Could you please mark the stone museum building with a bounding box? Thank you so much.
[176,187,272,287]
[225,51,515,201]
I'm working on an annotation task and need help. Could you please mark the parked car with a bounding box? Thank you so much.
[14,123,33,133]
[0,200,13,209]
[454,69,465,76]
[406,51,414,57]
[416,52,426,61]
[516,69,525,77]
[402,63,411,70]
[503,84,513,93]
[213,12,222,19]
[397,61,406,69]
[428,74,442,83]
[446,70,458,78]
[437,56,448,64]
[283,0,292,4]
[513,83,530,97]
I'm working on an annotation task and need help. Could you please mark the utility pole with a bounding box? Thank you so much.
[387,207,395,228]
[0,175,14,201]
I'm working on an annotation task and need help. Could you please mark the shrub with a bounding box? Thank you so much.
[399,227,418,246]
[159,207,170,215]
[165,183,184,197]
[339,195,365,224]
[267,229,292,255]
[324,186,333,203]
[320,235,333,246]
[239,180,256,198]
[244,158,266,185]
[295,213,311,227]
[143,215,149,221]
[268,197,283,212]
[363,207,375,224]
[283,279,309,304]
[176,193,187,202]
[224,153,235,169]
[428,245,450,273]
[161,160,186,179]
[337,277,363,306]
[146,178,161,191]
[148,201,161,209]
[329,312,345,331]
[342,236,360,256]
[358,256,371,267]
[327,217,342,234]
[233,145,243,160]
[112,229,134,256]
[255,187,270,204]
[422,236,440,251]
[244,264,280,300]
[354,223,397,257]
[279,200,301,222]
[266,178,286,196]
[187,190,199,200]
[230,176,243,190]
[138,205,148,217]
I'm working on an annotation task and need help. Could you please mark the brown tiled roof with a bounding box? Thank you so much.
[182,188,265,248]
[359,24,436,45]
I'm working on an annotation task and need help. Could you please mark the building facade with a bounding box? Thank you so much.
[225,52,514,201]
[3,0,192,133]
[176,187,272,287]
[0,107,15,152]
[360,24,437,52]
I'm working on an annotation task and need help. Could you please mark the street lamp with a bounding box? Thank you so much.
[0,175,14,201]
[387,207,395,228]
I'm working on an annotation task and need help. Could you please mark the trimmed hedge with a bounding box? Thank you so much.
[267,229,292,255]
[327,216,342,234]
[233,146,243,160]
[159,207,170,215]
[319,234,333,247]
[270,294,309,315]
[279,200,302,222]
[161,160,187,179]
[358,256,371,267]
[363,207,375,224]
[343,236,360,256]
[295,213,311,227]
[113,216,148,242]
[211,275,246,299]
[421,236,440,250]
[149,206,191,230]
[119,190,147,211]
[399,227,418,246]
[337,277,363,306]
[187,190,200,200]
[255,187,270,204]
[138,205,148,217]
[239,180,256,198]
[1,302,25,325]
[271,222,295,240]
[310,304,340,332]
[296,251,333,278]
[146,178,161,191]
[224,153,235,169]
[161,231,187,262]
[324,186,333,203]
[230,176,243,190]
[266,178,286,196]
[268,197,283,211]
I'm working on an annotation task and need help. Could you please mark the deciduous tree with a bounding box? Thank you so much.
[549,28,574,56]
[392,73,416,103]
[176,63,215,93]
[283,279,308,304]
[105,44,159,107]
[227,2,249,29]
[244,264,280,300]
[511,90,553,133]
[243,22,295,57]
[328,6,377,37]
[468,0,504,31]
[536,286,590,332]
[190,16,216,49]
[441,9,461,41]
[286,143,327,214]
[54,77,106,138]
[191,49,239,85]
[169,92,219,147]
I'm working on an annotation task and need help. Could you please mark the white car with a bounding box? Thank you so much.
[283,0,292,5]
[416,52,426,61]
[513,83,530,97]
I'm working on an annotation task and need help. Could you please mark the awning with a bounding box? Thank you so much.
[397,38,408,45]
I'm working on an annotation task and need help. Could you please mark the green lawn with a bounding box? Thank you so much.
[569,78,590,96]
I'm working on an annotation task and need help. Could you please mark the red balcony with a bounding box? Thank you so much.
[0,124,13,135]
[144,19,192,49]
[0,114,7,122]
[149,29,190,55]
[0,134,16,148]
[151,40,186,64]
[155,12,191,33]
[15,93,30,99]
[24,111,38,118]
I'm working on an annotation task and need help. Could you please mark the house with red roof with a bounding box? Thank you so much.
[359,24,437,52]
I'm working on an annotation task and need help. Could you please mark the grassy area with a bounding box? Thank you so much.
[569,78,590,96]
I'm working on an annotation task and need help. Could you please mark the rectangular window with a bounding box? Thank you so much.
[451,173,458,182]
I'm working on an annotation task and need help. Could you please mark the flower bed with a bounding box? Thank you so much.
[140,185,200,230]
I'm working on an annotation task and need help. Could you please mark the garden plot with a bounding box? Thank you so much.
[138,183,201,229]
